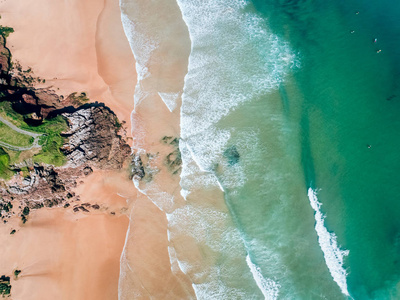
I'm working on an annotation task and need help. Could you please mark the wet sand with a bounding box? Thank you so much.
[119,0,201,298]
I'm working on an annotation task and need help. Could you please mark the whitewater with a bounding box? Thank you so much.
[114,0,400,298]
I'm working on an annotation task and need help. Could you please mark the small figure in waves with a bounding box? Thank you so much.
[367,144,372,149]
[377,49,382,53]
[373,38,378,43]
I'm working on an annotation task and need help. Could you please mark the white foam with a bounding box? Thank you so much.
[158,92,181,112]
[176,0,300,193]
[172,2,301,298]
[179,139,222,197]
[246,254,280,300]
[167,245,184,274]
[121,12,159,109]
[133,177,175,213]
[307,188,350,296]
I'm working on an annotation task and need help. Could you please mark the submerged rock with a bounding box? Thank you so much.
[224,145,240,166]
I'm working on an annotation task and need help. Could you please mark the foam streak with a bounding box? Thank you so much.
[307,188,349,296]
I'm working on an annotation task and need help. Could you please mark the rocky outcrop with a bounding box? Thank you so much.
[0,31,132,223]
[0,35,11,75]
[0,164,80,203]
[0,31,131,171]
[61,106,131,169]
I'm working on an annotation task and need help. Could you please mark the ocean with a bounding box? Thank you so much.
[121,0,400,298]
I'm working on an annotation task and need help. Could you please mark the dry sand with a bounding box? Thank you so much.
[0,206,129,300]
[0,0,136,126]
[0,0,137,297]
[0,0,197,299]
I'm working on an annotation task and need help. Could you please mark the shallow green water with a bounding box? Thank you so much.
[123,0,400,298]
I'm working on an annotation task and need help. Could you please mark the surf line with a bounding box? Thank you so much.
[307,188,350,296]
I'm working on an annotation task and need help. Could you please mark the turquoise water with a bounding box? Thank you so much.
[241,0,400,298]
[177,0,400,298]
[250,0,400,298]
[122,0,400,298]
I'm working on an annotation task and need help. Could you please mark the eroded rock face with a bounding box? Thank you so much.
[0,32,132,222]
[0,35,11,74]
[61,106,131,169]
[0,164,81,207]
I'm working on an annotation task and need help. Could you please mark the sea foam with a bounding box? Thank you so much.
[307,188,350,296]
[246,255,280,300]
[175,0,298,298]
[176,0,299,175]
[121,13,158,109]
[158,92,181,112]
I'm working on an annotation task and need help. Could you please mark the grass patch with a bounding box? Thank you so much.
[0,122,34,147]
[68,92,89,106]
[0,147,13,179]
[0,102,68,166]
[0,25,14,38]
[34,124,67,166]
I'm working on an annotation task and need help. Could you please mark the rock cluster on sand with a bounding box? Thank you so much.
[0,30,132,222]
[61,106,131,169]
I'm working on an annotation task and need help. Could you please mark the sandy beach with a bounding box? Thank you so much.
[0,0,136,297]
[0,206,129,300]
[0,0,136,126]
[0,0,197,298]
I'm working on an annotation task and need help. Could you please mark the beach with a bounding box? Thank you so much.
[0,0,195,298]
[1,0,400,298]
[0,0,135,126]
[0,0,135,298]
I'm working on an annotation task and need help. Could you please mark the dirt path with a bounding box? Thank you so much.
[0,116,43,150]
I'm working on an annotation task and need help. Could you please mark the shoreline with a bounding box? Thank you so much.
[0,0,136,299]
[0,0,197,298]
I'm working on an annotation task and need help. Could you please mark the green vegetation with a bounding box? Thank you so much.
[0,275,11,297]
[68,92,89,106]
[34,122,67,166]
[0,148,13,180]
[10,229,15,235]
[0,122,34,147]
[13,270,21,279]
[11,62,43,88]
[0,25,14,38]
[0,101,68,168]
[22,206,29,216]
[0,201,12,215]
